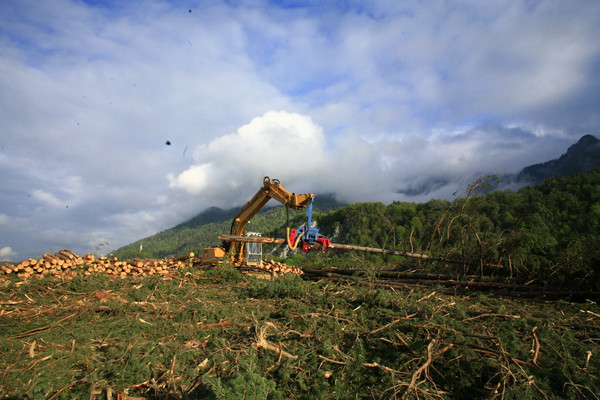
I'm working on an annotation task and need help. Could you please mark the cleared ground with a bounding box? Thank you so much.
[1,266,598,399]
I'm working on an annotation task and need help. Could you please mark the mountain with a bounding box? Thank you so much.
[175,206,239,229]
[516,134,600,185]
[399,134,600,196]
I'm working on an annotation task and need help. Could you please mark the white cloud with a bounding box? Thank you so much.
[0,213,28,231]
[248,0,600,135]
[169,111,328,202]
[0,214,11,225]
[0,247,17,260]
[169,164,213,195]
[31,189,64,208]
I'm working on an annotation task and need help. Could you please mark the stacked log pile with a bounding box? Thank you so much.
[1,250,195,280]
[0,250,303,280]
[81,254,193,278]
[259,260,303,276]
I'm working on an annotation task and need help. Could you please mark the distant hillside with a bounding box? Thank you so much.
[112,193,346,259]
[516,134,600,184]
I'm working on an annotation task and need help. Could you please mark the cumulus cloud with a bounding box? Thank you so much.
[168,111,328,202]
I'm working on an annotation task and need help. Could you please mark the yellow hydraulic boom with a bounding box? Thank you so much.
[201,177,314,266]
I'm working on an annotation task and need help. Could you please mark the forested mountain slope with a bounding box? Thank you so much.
[311,171,600,290]
[516,134,600,184]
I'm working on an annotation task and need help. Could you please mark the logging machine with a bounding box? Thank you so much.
[201,176,330,266]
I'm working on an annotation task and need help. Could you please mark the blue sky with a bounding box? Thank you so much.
[1,0,599,260]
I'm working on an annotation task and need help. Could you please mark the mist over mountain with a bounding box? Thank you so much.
[396,177,451,197]
[515,134,600,185]
[400,135,600,196]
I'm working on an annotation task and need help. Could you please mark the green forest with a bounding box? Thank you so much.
[114,171,600,291]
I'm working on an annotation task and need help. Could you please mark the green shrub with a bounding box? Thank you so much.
[203,354,282,400]
[68,274,112,292]
[202,263,246,284]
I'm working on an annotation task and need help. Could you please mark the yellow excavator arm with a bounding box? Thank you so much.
[202,177,314,266]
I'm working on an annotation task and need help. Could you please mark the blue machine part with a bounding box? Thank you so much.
[292,199,330,250]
